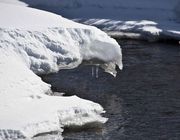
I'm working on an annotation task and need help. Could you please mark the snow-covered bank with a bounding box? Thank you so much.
[22,0,180,42]
[0,2,122,140]
[74,19,180,42]
[0,3,122,73]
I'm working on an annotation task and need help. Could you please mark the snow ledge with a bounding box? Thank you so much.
[0,2,121,140]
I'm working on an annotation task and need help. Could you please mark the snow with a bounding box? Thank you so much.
[22,0,180,41]
[0,0,27,6]
[0,1,123,139]
[0,3,87,30]
[73,19,180,41]
[0,3,122,72]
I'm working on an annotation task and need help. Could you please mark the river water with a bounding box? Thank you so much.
[41,40,180,140]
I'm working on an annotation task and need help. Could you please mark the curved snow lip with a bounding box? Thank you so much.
[0,26,122,76]
[0,2,122,140]
[0,2,122,76]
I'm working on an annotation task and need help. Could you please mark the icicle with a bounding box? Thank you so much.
[95,65,99,78]
[92,66,94,77]
[57,119,63,140]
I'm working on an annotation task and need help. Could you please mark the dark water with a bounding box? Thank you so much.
[42,40,180,140]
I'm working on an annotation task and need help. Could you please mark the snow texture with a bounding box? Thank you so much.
[0,1,123,139]
[22,0,180,41]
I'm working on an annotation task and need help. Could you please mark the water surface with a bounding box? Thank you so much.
[41,40,180,140]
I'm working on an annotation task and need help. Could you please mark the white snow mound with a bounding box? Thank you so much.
[0,2,122,140]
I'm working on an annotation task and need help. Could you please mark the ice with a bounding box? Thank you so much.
[95,65,99,78]
[91,65,99,78]
[91,66,94,77]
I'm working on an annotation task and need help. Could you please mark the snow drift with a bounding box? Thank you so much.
[0,2,122,140]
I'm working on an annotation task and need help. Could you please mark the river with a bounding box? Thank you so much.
[39,40,180,140]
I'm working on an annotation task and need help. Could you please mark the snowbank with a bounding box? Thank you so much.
[0,2,122,140]
[0,3,122,73]
[74,19,180,41]
[22,0,180,41]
